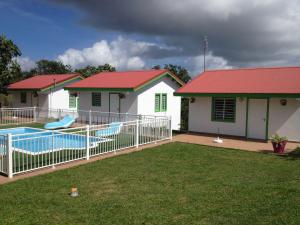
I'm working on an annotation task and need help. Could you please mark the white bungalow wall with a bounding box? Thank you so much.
[189,97,300,141]
[8,92,35,108]
[8,79,80,110]
[76,76,181,130]
[8,92,47,109]
[77,91,138,114]
[189,97,246,137]
[268,98,300,142]
[136,76,181,130]
[47,87,73,110]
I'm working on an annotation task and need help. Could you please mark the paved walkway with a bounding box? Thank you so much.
[173,133,299,153]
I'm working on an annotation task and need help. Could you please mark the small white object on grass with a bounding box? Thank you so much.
[213,137,223,144]
[70,187,79,197]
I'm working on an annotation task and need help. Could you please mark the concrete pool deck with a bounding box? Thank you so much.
[173,132,299,153]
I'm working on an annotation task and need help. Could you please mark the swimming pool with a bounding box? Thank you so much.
[0,127,108,154]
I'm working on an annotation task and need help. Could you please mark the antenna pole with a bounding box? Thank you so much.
[203,36,208,71]
[204,47,206,71]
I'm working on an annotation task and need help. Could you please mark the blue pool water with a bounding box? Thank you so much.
[0,127,106,154]
[0,127,42,136]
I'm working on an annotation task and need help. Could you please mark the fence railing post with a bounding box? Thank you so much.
[89,110,92,126]
[169,116,172,140]
[58,109,62,120]
[0,107,2,124]
[33,106,37,122]
[52,131,55,169]
[135,120,139,148]
[6,134,13,178]
[86,125,90,160]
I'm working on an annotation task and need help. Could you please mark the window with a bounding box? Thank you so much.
[155,93,167,112]
[212,98,236,122]
[20,92,27,104]
[161,94,167,112]
[69,94,77,108]
[92,92,101,107]
[155,94,161,112]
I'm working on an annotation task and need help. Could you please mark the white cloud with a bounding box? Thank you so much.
[57,36,158,70]
[51,0,300,67]
[126,57,145,70]
[15,57,36,71]
[187,52,233,76]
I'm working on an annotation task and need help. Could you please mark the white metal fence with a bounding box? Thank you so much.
[0,134,8,175]
[0,107,166,126]
[0,107,165,128]
[40,108,165,125]
[0,118,171,178]
[0,107,36,126]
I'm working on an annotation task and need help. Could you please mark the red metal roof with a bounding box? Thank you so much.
[176,67,300,95]
[8,74,81,90]
[66,69,184,90]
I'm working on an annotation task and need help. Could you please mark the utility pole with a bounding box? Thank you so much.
[203,36,208,71]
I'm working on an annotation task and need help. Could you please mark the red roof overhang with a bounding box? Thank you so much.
[8,74,82,91]
[175,67,300,97]
[65,69,185,91]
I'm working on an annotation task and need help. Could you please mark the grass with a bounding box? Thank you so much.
[0,123,44,129]
[0,142,299,225]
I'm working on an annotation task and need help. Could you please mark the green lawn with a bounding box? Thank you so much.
[0,123,44,129]
[0,142,299,225]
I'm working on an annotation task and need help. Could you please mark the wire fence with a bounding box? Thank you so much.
[39,108,166,125]
[0,107,166,126]
[0,107,36,126]
[0,134,8,175]
[1,118,171,177]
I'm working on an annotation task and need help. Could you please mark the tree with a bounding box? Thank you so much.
[152,65,161,70]
[153,64,191,131]
[163,64,191,83]
[25,60,72,77]
[75,63,116,78]
[0,35,22,92]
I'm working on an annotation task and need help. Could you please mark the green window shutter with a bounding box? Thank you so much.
[69,95,77,108]
[92,92,101,107]
[155,94,161,112]
[161,94,167,112]
[20,92,27,103]
[212,97,236,122]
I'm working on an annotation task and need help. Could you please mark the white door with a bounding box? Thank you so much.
[32,93,39,107]
[109,93,120,113]
[247,99,268,139]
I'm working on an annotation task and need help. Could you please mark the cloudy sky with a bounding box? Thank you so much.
[1,0,300,76]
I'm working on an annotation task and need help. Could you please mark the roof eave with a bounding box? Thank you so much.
[133,71,185,92]
[7,74,82,92]
[174,92,300,98]
[64,87,135,92]
[40,75,83,92]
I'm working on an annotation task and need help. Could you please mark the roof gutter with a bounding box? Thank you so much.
[64,87,135,92]
[174,93,300,98]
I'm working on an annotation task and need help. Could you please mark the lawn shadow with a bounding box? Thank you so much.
[278,147,300,160]
[257,147,300,160]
